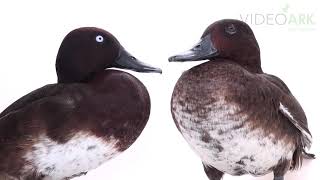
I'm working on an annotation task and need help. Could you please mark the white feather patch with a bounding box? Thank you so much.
[23,133,120,179]
[279,103,294,120]
[279,102,312,148]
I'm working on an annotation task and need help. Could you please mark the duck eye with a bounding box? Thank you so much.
[225,24,237,35]
[96,35,104,43]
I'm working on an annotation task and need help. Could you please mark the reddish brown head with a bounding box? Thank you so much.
[169,19,262,73]
[56,27,162,83]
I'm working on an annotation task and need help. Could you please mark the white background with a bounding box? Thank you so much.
[0,0,319,179]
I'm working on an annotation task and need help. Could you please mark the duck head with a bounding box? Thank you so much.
[56,27,162,83]
[169,19,262,73]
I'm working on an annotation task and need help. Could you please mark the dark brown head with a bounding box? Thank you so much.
[169,19,262,73]
[56,27,162,83]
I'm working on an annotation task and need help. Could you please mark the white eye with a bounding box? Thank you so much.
[96,35,104,43]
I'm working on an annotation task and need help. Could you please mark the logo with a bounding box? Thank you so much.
[240,4,316,31]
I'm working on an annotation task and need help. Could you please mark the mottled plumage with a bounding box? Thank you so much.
[169,19,313,180]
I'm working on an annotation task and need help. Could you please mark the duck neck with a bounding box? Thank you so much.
[56,55,100,84]
[238,55,263,74]
[233,46,263,74]
[57,72,96,84]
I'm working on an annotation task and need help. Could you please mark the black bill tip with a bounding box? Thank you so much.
[112,48,162,74]
[168,51,197,62]
[135,63,162,74]
[168,34,218,62]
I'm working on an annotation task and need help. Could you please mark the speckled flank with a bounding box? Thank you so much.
[172,96,294,176]
[23,133,120,179]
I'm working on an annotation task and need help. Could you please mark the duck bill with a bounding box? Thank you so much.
[168,35,218,62]
[112,48,162,74]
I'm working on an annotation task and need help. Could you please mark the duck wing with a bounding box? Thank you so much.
[262,74,312,147]
[261,74,314,167]
[0,84,65,119]
[0,83,85,177]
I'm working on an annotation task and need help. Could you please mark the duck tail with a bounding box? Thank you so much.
[302,149,315,159]
[291,146,315,170]
[291,146,302,170]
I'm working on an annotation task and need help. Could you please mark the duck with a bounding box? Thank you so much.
[0,27,161,180]
[169,19,314,180]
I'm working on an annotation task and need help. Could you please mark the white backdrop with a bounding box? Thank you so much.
[0,0,319,179]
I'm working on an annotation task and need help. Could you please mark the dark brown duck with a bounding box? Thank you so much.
[169,19,314,180]
[0,27,161,180]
